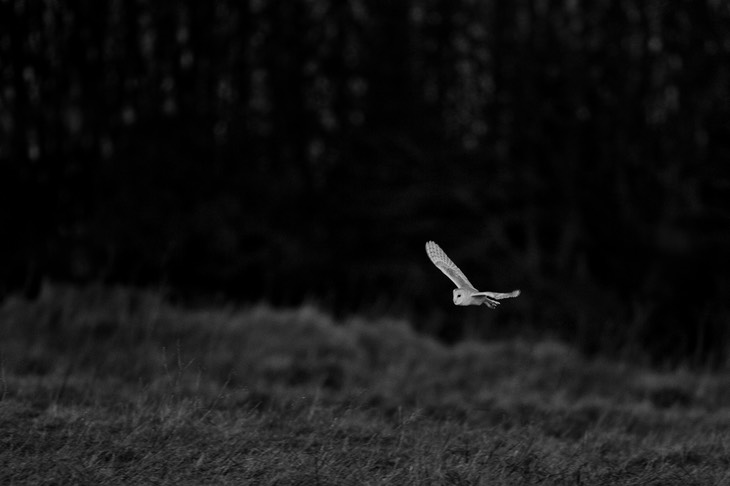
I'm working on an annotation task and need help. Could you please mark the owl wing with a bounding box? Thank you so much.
[425,241,478,291]
[472,290,521,300]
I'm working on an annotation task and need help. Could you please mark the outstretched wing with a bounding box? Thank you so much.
[472,290,521,300]
[425,241,477,291]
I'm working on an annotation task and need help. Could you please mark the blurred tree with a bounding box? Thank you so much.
[1,0,729,363]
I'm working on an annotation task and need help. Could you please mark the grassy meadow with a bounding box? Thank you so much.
[2,285,730,485]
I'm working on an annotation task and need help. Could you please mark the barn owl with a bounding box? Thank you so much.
[425,240,520,308]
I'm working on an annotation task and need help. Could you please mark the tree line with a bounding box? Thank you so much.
[1,0,729,363]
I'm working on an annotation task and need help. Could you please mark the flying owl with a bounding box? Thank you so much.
[425,240,520,308]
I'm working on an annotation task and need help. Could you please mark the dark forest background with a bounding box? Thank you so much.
[1,0,729,364]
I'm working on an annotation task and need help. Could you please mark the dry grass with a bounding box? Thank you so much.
[1,284,730,485]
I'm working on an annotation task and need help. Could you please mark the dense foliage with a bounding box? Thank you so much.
[1,1,729,361]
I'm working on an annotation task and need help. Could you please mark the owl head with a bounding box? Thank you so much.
[453,289,468,305]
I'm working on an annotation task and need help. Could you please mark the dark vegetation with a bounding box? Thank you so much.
[1,1,729,363]
[3,285,730,484]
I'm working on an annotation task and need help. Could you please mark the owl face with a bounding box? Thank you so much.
[453,289,469,305]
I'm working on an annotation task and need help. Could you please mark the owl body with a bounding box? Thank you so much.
[426,241,520,308]
[453,289,498,307]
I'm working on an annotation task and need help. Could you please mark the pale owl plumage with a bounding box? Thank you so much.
[425,240,520,308]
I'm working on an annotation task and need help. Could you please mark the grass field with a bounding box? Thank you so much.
[2,284,730,485]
